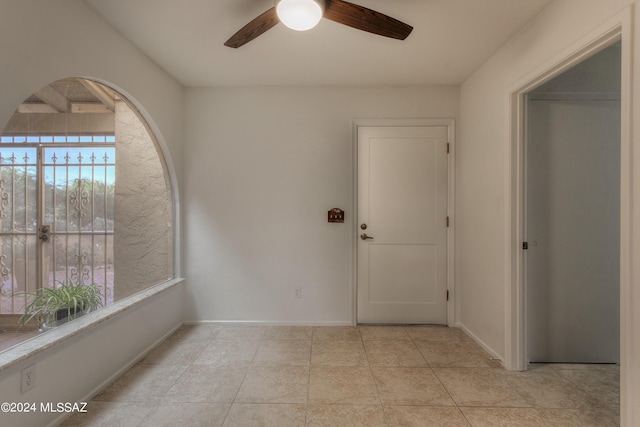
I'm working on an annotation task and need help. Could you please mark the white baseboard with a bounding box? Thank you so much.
[455,323,504,365]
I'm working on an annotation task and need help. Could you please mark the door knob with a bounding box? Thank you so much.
[360,233,374,240]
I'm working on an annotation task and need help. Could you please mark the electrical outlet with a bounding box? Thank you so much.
[21,364,35,394]
[294,287,302,298]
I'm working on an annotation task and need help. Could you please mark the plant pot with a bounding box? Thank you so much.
[53,307,85,325]
[17,282,103,330]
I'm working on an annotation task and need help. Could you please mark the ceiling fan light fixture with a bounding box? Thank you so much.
[276,0,324,31]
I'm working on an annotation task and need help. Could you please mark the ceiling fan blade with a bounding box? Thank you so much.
[324,0,413,40]
[224,7,279,48]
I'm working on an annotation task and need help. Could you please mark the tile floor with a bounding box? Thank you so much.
[62,325,619,426]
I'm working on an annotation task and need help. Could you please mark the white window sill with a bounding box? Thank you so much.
[0,278,185,373]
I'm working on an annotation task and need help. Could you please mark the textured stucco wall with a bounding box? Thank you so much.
[114,100,173,299]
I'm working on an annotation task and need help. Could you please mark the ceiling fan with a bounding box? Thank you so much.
[224,0,413,48]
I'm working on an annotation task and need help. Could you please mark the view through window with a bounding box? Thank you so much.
[0,135,116,317]
[0,78,173,350]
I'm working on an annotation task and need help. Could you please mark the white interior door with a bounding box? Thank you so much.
[357,126,448,324]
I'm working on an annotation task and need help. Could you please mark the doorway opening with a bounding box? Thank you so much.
[525,42,621,364]
[506,21,630,373]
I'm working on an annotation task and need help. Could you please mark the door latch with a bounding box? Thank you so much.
[360,233,374,240]
[38,225,50,242]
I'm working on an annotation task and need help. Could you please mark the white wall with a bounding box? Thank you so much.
[458,0,639,423]
[458,0,630,358]
[183,86,459,323]
[0,1,185,423]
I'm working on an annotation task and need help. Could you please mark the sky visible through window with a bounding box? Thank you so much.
[0,135,115,183]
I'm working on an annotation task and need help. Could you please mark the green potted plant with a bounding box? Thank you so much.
[18,281,103,329]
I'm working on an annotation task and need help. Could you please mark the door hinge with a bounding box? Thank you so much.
[446,216,450,227]
[446,290,449,301]
[447,143,450,154]
[523,241,528,250]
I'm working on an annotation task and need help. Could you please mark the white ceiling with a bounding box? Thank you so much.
[84,0,554,87]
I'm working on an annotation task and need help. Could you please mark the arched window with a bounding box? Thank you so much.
[0,78,173,346]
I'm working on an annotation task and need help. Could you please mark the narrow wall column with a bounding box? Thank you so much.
[114,100,173,299]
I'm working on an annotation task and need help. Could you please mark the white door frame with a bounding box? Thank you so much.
[352,119,456,326]
[506,6,633,423]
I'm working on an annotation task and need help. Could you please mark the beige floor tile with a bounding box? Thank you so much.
[359,326,410,341]
[460,407,550,427]
[364,340,427,366]
[554,365,620,388]
[372,366,455,406]
[265,326,312,340]
[139,402,230,427]
[312,326,362,341]
[557,369,619,409]
[311,340,368,366]
[163,365,248,403]
[497,369,593,409]
[93,363,187,402]
[61,401,157,426]
[523,363,557,372]
[384,406,471,427]
[75,326,618,426]
[235,366,309,404]
[193,339,261,366]
[170,324,222,342]
[252,340,311,365]
[416,341,492,368]
[405,325,462,342]
[308,366,380,405]
[434,368,529,407]
[545,363,619,371]
[223,403,306,427]
[539,407,620,427]
[141,338,210,365]
[216,326,267,340]
[306,404,386,426]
